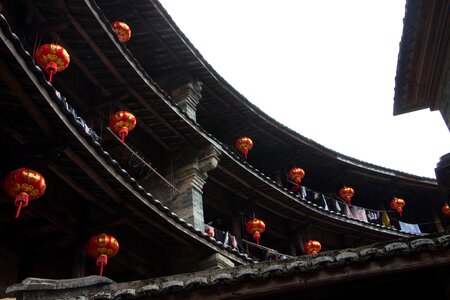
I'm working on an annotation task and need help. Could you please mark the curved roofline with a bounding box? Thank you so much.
[149,0,437,182]
[0,14,253,265]
[63,1,421,237]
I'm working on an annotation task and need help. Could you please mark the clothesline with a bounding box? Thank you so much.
[297,186,438,231]
[388,215,441,226]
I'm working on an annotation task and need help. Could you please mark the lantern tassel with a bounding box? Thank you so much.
[397,208,403,218]
[291,178,301,192]
[346,197,352,207]
[14,193,29,219]
[254,232,260,245]
[46,62,58,83]
[243,149,248,159]
[119,127,129,144]
[96,254,108,276]
[15,203,23,219]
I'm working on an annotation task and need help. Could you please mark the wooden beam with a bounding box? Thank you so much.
[48,163,116,214]
[55,0,188,144]
[0,59,54,138]
[63,147,123,204]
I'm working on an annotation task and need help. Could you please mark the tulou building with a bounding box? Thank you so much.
[0,0,449,299]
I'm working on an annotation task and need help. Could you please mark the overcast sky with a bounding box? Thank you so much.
[158,0,450,178]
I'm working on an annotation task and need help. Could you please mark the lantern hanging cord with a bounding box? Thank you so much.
[333,197,397,213]
[242,239,294,259]
[388,215,444,226]
[32,31,42,58]
[324,194,442,225]
[106,127,179,194]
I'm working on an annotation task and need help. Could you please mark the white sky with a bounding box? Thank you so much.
[158,0,450,178]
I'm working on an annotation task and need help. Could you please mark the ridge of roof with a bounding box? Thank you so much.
[148,0,437,181]
[7,231,450,299]
[0,13,253,264]
[0,5,416,240]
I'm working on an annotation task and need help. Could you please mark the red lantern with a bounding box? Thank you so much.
[288,167,305,192]
[390,197,406,218]
[246,218,265,245]
[339,186,355,206]
[109,111,137,143]
[304,240,321,255]
[34,44,70,82]
[442,204,450,217]
[4,168,46,219]
[111,21,131,42]
[235,137,253,159]
[86,233,119,276]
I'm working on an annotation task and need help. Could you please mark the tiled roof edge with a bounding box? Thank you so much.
[7,231,450,298]
[0,13,253,264]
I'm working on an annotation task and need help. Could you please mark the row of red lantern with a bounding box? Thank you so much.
[33,21,131,82]
[3,169,118,275]
[230,216,323,256]
[86,233,119,276]
[234,137,417,219]
[33,27,136,143]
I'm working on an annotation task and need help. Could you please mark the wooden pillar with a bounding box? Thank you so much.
[433,212,445,232]
[288,233,298,257]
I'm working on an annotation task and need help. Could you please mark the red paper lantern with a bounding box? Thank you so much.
[109,111,137,143]
[246,218,265,245]
[86,233,119,276]
[288,167,305,192]
[34,43,70,82]
[339,186,355,206]
[390,197,406,218]
[4,168,46,219]
[442,204,450,217]
[304,240,321,255]
[112,21,131,42]
[235,137,253,159]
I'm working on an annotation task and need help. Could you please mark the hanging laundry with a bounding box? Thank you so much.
[381,211,391,228]
[332,198,342,213]
[398,221,421,234]
[350,206,368,222]
[366,210,381,225]
[205,225,215,238]
[300,186,308,200]
[321,194,330,211]
[312,192,327,208]
[341,203,353,218]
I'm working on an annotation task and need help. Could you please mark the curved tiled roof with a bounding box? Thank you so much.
[7,231,450,299]
[44,0,424,237]
[0,0,423,241]
[128,0,436,181]
[88,0,443,229]
[0,14,253,264]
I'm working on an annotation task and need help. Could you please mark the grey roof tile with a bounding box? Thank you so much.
[137,284,159,294]
[359,247,385,259]
[409,238,435,250]
[286,260,309,272]
[113,288,136,298]
[335,251,360,263]
[261,263,285,277]
[235,267,259,279]
[436,234,450,246]
[161,280,184,291]
[185,276,208,288]
[310,255,335,268]
[210,272,233,284]
[384,242,409,252]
